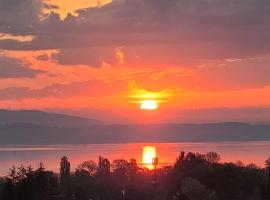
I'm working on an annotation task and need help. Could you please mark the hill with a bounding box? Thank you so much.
[0,109,100,127]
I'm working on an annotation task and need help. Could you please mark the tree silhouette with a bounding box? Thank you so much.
[60,156,71,197]
[265,157,270,169]
[60,156,70,181]
[0,153,268,200]
[111,159,129,175]
[205,152,220,164]
[129,158,138,183]
[77,160,97,176]
[181,178,217,200]
[97,156,110,177]
[8,166,18,184]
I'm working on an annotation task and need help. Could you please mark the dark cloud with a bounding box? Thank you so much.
[1,0,270,55]
[0,0,42,35]
[0,54,44,78]
[51,47,116,67]
[0,80,126,100]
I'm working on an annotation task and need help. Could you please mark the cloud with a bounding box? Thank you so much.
[191,56,270,90]
[35,53,50,61]
[0,87,29,99]
[51,47,116,67]
[43,2,59,10]
[0,0,269,56]
[0,53,45,78]
[0,0,270,90]
[0,0,43,35]
[0,80,126,100]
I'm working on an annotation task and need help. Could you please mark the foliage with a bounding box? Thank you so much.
[0,152,269,200]
[181,178,217,200]
[265,157,270,169]
[2,164,57,200]
[77,160,97,176]
[205,152,220,164]
[60,156,70,180]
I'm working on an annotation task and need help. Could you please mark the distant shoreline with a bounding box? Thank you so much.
[1,122,270,145]
[1,140,270,148]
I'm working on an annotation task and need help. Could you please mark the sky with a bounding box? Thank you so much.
[0,0,270,123]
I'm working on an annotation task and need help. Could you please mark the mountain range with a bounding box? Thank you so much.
[0,109,270,145]
[0,109,100,127]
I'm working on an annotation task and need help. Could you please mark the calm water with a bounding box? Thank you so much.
[0,141,270,176]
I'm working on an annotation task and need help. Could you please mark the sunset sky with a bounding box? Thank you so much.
[1,0,270,123]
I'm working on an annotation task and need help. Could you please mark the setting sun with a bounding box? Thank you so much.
[140,100,158,110]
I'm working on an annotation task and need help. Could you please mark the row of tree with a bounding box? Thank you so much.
[1,152,270,200]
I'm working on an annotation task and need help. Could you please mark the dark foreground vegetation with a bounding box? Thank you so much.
[1,152,270,200]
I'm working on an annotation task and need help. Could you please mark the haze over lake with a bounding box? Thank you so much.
[1,141,270,176]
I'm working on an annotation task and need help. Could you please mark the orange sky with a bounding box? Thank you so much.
[0,0,270,123]
[44,0,112,18]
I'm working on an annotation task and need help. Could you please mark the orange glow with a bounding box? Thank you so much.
[142,146,157,169]
[0,33,34,42]
[44,0,112,19]
[140,100,158,110]
[2,51,270,123]
[127,85,173,103]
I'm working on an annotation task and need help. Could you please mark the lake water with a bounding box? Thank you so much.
[0,141,270,176]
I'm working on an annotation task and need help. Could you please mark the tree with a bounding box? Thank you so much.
[266,156,270,194]
[30,169,58,200]
[129,159,138,183]
[8,166,18,184]
[17,165,27,181]
[77,160,97,176]
[246,163,258,169]
[181,178,217,200]
[205,152,220,164]
[265,157,270,169]
[174,152,186,168]
[111,159,130,186]
[60,156,71,197]
[60,156,70,181]
[97,156,110,177]
[2,180,14,200]
[184,152,207,166]
[111,159,129,176]
[72,169,97,200]
[37,162,46,172]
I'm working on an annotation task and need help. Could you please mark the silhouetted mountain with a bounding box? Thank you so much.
[0,109,101,127]
[1,122,270,145]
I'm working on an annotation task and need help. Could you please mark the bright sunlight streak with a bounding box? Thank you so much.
[142,146,157,169]
[140,100,158,110]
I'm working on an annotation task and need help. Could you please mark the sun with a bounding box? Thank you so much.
[140,100,158,110]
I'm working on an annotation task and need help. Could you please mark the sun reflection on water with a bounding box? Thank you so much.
[142,146,157,169]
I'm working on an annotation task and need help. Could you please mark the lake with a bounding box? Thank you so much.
[0,141,270,176]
